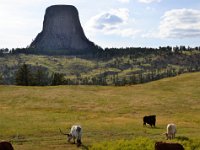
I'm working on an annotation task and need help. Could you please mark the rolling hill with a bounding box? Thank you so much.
[1,48,200,85]
[0,72,200,149]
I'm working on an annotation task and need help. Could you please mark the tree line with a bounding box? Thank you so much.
[1,45,200,86]
[14,63,200,86]
[15,64,65,86]
[1,45,200,58]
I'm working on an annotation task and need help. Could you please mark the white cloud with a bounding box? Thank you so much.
[138,0,161,3]
[142,8,200,39]
[85,8,140,38]
[159,9,200,38]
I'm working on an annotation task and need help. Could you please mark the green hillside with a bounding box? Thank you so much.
[1,49,200,85]
[0,72,200,149]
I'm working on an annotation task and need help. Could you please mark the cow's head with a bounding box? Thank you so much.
[66,133,73,142]
[163,132,169,139]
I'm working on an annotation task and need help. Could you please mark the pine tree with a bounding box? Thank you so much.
[15,64,32,86]
[32,67,49,86]
[0,74,3,84]
[51,73,65,85]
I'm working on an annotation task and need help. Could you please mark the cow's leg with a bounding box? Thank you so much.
[73,137,76,144]
[67,134,72,143]
[67,137,71,142]
[173,133,175,139]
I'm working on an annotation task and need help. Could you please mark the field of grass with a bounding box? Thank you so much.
[0,72,200,149]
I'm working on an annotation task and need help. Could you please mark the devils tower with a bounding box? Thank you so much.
[30,5,97,54]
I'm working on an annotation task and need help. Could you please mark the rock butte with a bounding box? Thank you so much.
[30,5,96,53]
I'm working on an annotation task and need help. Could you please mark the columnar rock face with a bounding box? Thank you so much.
[30,5,96,53]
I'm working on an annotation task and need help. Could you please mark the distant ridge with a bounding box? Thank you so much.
[30,5,98,54]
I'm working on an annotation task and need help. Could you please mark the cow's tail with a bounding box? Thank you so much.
[59,128,68,135]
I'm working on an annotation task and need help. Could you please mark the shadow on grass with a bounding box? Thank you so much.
[176,136,189,141]
[143,126,162,129]
[81,144,89,150]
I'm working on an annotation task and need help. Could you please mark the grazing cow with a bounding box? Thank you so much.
[155,142,184,150]
[0,141,14,150]
[60,125,82,146]
[143,115,156,127]
[164,123,176,140]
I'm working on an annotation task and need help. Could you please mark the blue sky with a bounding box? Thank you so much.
[0,0,200,49]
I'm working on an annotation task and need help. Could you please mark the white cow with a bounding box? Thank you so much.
[60,125,82,146]
[165,123,176,140]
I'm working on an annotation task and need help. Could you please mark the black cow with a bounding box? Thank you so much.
[143,115,156,127]
[155,142,184,150]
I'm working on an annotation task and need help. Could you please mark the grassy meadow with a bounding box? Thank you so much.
[0,72,200,149]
